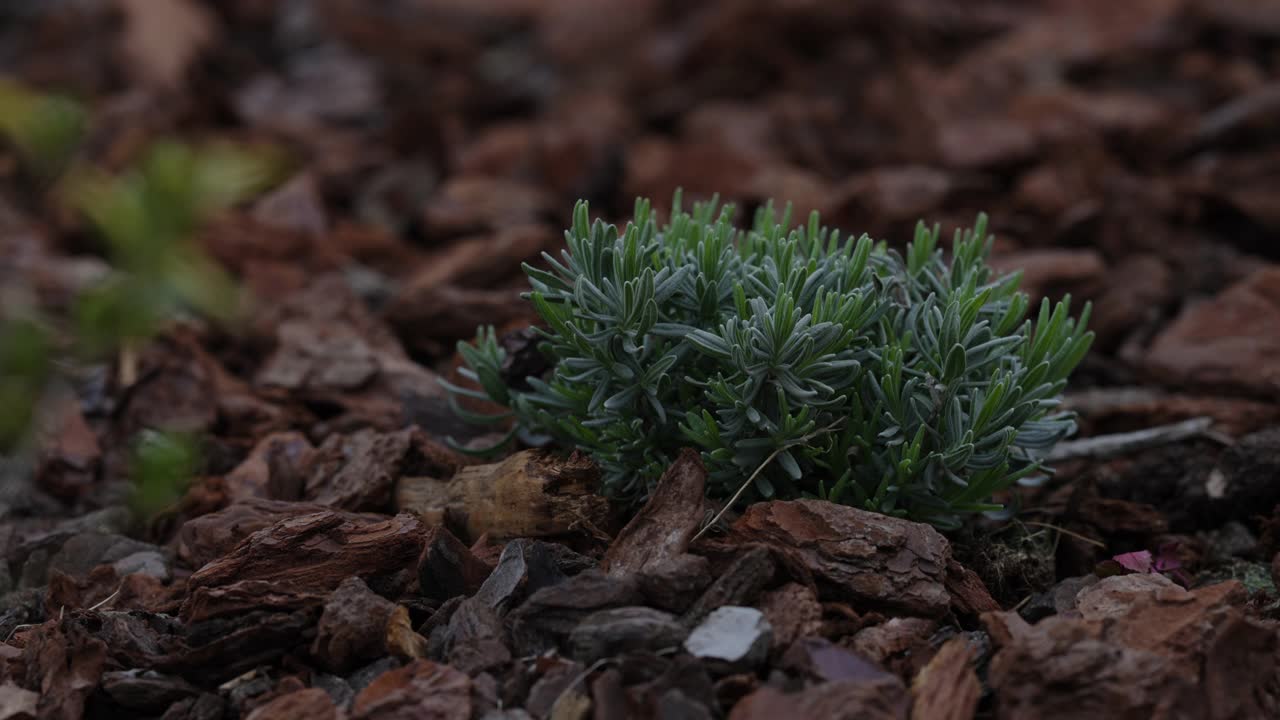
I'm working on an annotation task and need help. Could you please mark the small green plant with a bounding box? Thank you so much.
[446,195,1094,528]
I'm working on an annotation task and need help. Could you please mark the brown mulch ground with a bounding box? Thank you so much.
[3,1,1280,718]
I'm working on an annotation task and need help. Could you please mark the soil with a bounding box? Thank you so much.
[2,1,1280,719]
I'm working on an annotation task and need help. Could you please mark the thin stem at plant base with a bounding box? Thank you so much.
[692,420,844,543]
[119,341,139,387]
[1021,520,1106,548]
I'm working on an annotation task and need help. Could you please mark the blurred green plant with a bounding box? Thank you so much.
[0,78,86,180]
[448,195,1094,529]
[65,140,282,353]
[0,316,53,451]
[0,78,283,514]
[128,430,200,520]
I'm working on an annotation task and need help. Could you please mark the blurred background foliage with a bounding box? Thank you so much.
[0,76,283,516]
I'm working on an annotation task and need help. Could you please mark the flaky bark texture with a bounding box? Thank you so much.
[727,499,952,617]
[602,447,706,576]
[181,511,426,621]
[910,636,981,720]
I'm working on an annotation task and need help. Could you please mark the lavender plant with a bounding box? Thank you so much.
[445,195,1093,528]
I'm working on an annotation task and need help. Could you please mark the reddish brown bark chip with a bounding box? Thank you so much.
[848,618,938,675]
[909,636,980,720]
[176,498,357,569]
[222,431,314,503]
[244,688,344,720]
[181,512,426,622]
[351,660,471,720]
[602,448,706,577]
[758,583,823,655]
[637,553,713,613]
[984,578,1280,719]
[1147,266,1280,399]
[304,427,465,513]
[311,577,397,673]
[944,560,1001,616]
[727,500,952,617]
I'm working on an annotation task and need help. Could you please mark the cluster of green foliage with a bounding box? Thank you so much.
[447,195,1094,528]
[0,78,280,516]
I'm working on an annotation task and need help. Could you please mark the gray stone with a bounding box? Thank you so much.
[683,606,772,673]
[112,550,172,581]
[311,673,355,710]
[48,533,160,580]
[59,506,134,535]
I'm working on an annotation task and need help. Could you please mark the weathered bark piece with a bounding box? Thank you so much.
[727,500,951,617]
[417,526,494,602]
[602,448,706,576]
[983,611,1194,719]
[223,431,314,503]
[176,498,371,569]
[312,577,397,673]
[758,583,823,654]
[848,618,938,673]
[682,547,775,627]
[509,569,644,656]
[440,598,511,675]
[395,450,609,542]
[163,609,318,683]
[944,560,1001,616]
[728,676,908,720]
[351,660,471,720]
[244,688,344,720]
[909,636,980,720]
[983,579,1278,719]
[305,427,464,513]
[637,553,713,613]
[568,607,688,663]
[181,512,426,621]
